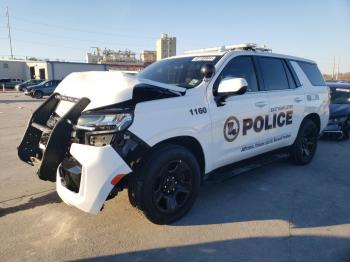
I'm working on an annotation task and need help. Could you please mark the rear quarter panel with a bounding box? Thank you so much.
[291,61,329,132]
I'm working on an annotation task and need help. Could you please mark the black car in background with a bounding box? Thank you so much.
[14,79,44,92]
[24,80,61,99]
[323,83,350,139]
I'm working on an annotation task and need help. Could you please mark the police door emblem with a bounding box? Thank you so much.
[224,116,240,142]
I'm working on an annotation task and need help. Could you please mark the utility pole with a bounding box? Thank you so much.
[336,57,341,81]
[6,6,14,59]
[332,56,335,80]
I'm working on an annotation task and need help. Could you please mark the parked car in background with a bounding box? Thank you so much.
[323,83,350,139]
[15,79,44,92]
[24,80,61,99]
[0,78,23,89]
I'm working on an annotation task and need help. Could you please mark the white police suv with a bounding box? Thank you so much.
[18,43,329,224]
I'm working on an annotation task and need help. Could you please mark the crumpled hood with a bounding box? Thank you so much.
[54,71,185,115]
[329,104,350,118]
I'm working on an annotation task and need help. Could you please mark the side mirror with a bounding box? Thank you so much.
[201,64,215,79]
[218,77,248,96]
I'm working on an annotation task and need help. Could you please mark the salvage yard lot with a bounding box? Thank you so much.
[0,92,349,262]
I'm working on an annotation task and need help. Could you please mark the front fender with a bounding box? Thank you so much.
[128,97,213,172]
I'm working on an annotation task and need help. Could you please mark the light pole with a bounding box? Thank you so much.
[6,6,14,59]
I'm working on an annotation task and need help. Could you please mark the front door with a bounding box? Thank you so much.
[208,55,270,170]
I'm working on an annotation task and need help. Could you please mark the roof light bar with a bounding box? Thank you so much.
[184,43,272,54]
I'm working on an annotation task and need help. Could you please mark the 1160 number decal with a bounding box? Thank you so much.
[189,107,207,115]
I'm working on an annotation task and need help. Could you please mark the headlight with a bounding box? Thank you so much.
[329,116,347,124]
[76,112,133,132]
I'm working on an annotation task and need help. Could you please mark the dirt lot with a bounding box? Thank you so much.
[0,92,349,262]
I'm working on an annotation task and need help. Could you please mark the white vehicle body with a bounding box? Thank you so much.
[18,44,329,216]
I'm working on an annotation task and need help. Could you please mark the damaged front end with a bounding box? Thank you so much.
[17,72,183,214]
[18,93,137,214]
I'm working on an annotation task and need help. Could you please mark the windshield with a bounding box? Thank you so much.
[138,56,222,88]
[331,88,350,104]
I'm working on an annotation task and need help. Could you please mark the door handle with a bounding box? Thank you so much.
[255,101,268,107]
[294,97,303,103]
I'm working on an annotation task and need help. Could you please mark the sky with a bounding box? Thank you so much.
[0,0,349,74]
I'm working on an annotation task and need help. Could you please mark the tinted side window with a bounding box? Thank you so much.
[283,60,296,89]
[297,62,325,86]
[285,60,301,86]
[259,57,289,91]
[215,56,259,93]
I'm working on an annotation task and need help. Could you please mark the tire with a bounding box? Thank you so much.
[290,119,318,165]
[128,144,201,224]
[33,91,43,99]
[339,118,350,140]
[127,174,138,207]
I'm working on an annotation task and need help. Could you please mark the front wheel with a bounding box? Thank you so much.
[33,91,43,99]
[290,119,319,165]
[129,144,201,224]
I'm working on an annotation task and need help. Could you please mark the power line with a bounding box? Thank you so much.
[11,15,156,40]
[12,27,152,48]
[10,38,145,56]
[11,38,88,51]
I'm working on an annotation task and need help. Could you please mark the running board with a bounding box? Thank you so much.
[205,150,290,184]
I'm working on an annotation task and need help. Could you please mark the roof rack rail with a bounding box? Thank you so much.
[184,43,272,54]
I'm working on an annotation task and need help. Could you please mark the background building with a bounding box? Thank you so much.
[156,33,176,61]
[0,59,106,81]
[86,48,138,64]
[0,60,27,80]
[140,50,157,65]
[86,48,157,71]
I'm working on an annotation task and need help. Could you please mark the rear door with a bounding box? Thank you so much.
[256,56,305,148]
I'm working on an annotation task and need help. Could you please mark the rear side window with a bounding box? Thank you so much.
[298,62,325,86]
[259,57,289,91]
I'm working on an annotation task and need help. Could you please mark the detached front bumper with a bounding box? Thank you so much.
[57,143,131,214]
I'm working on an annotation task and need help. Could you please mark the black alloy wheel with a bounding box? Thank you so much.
[152,160,193,214]
[290,119,318,165]
[128,144,200,224]
[340,118,350,140]
[300,124,317,159]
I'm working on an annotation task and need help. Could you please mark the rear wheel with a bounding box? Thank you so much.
[33,91,43,99]
[290,119,318,165]
[339,118,350,140]
[128,144,200,224]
